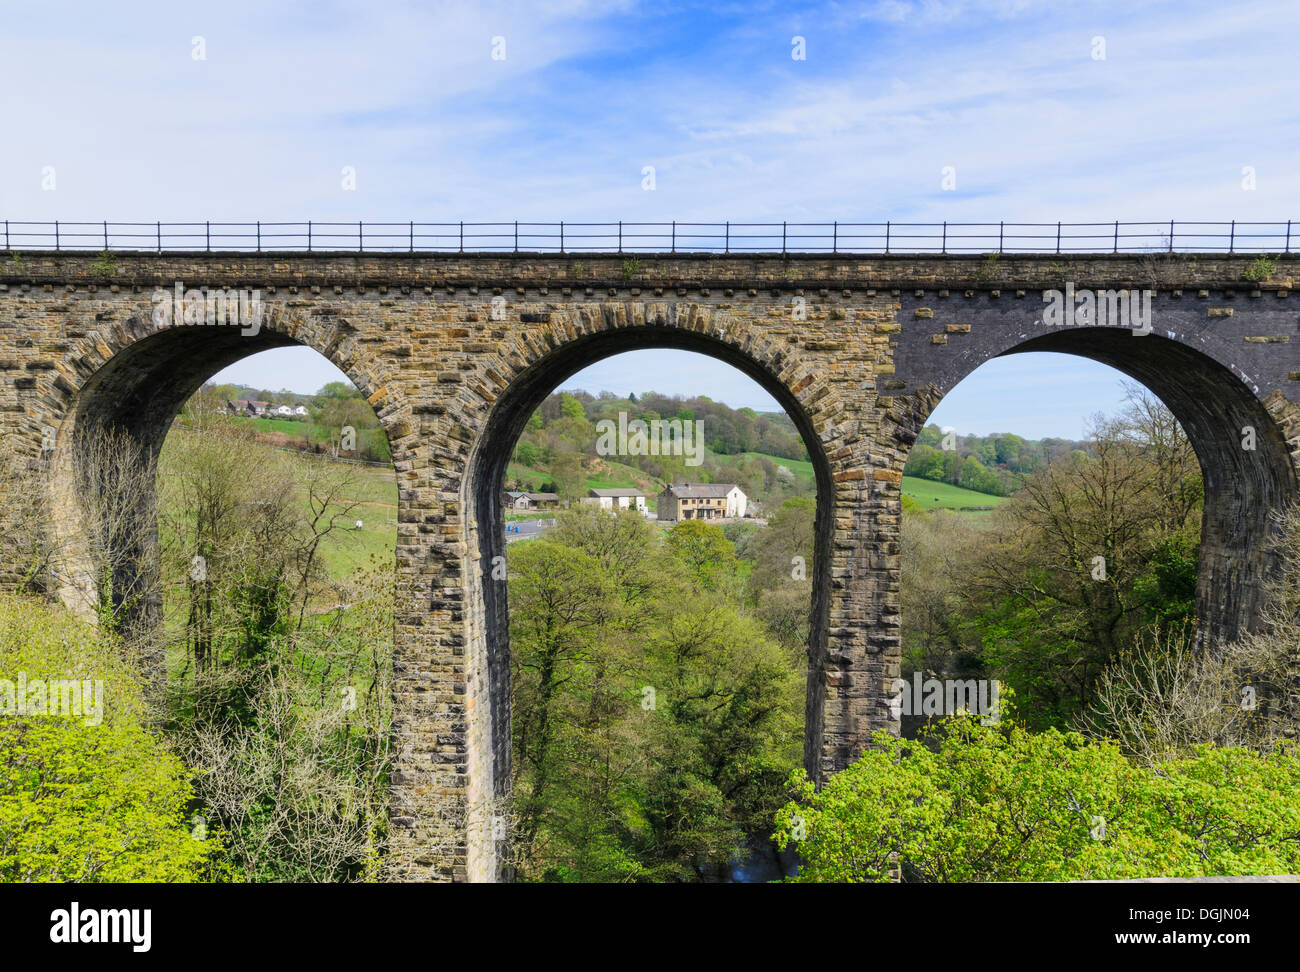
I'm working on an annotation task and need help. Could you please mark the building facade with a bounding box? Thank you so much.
[581,487,647,514]
[657,482,747,522]
[503,490,559,510]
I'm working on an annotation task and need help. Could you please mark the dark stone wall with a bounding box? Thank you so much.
[890,286,1300,642]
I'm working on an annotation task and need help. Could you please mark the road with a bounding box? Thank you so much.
[504,518,556,542]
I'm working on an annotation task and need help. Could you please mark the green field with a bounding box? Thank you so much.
[293,458,398,579]
[902,475,1007,512]
[745,453,1004,511]
[161,429,398,585]
[237,415,333,442]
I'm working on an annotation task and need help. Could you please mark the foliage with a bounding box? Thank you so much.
[775,714,1300,882]
[1244,255,1278,283]
[508,508,802,881]
[909,386,1205,730]
[151,415,393,881]
[905,426,1092,496]
[0,595,226,882]
[0,441,55,597]
[741,498,815,650]
[1085,505,1300,761]
[973,252,999,283]
[89,249,117,280]
[665,520,742,593]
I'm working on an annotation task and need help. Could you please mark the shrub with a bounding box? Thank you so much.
[0,595,226,881]
[774,714,1300,882]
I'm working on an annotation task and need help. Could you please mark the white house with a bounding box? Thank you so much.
[581,487,647,514]
[657,483,748,522]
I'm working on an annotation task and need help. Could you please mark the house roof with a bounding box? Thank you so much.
[589,488,644,497]
[526,492,558,501]
[664,483,741,498]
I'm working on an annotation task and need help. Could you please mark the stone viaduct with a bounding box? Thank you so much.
[0,250,1297,881]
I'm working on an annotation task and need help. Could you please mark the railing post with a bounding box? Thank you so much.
[832,220,837,254]
[1056,221,1061,254]
[103,220,108,250]
[358,220,363,252]
[618,220,622,253]
[885,220,890,254]
[1113,220,1118,253]
[3,220,7,249]
[782,221,787,255]
[671,221,676,253]
[157,220,161,252]
[999,220,1004,253]
[459,221,463,253]
[1287,220,1292,254]
[560,221,564,253]
[1169,219,1175,253]
[725,221,729,254]
[308,220,312,252]
[942,221,946,254]
[410,221,414,253]
[514,220,518,253]
[256,221,261,252]
[1229,220,1235,253]
[54,221,59,251]
[206,220,210,252]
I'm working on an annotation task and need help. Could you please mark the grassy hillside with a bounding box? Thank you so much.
[311,461,398,579]
[902,475,1008,512]
[161,429,398,585]
[740,451,815,487]
[744,454,1005,513]
[508,457,669,509]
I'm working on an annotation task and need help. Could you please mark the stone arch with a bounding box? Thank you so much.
[459,301,840,880]
[43,307,400,648]
[897,326,1298,645]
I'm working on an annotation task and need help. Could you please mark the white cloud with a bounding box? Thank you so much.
[6,0,1294,434]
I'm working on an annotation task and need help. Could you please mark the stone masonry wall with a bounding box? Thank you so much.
[0,251,1295,881]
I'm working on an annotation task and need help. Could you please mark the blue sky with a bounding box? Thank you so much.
[4,0,1297,439]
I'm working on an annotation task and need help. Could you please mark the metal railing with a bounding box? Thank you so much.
[0,220,1293,255]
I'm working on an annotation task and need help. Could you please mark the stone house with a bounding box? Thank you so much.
[656,483,747,522]
[503,490,559,510]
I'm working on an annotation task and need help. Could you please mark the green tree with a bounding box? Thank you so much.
[0,596,226,882]
[958,395,1203,728]
[559,393,587,422]
[666,520,740,593]
[509,541,619,849]
[776,714,1300,882]
[505,508,803,882]
[514,440,540,468]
